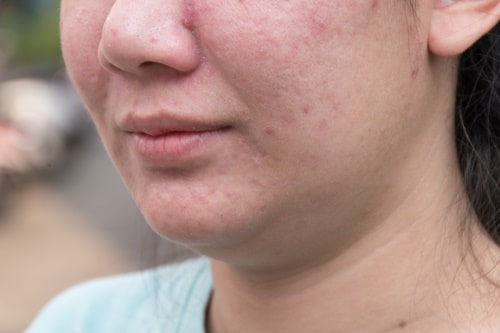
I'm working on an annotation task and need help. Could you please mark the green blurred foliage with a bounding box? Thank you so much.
[0,0,62,68]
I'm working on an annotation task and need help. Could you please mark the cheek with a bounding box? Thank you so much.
[60,2,111,117]
[198,2,341,69]
[195,1,374,102]
[191,1,380,135]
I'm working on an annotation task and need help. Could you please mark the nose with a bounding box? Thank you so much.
[98,0,201,77]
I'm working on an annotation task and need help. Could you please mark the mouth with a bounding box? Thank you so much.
[118,109,233,166]
[129,126,231,166]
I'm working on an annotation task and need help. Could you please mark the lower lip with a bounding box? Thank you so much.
[131,128,228,164]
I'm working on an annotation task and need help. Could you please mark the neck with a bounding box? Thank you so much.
[208,217,500,333]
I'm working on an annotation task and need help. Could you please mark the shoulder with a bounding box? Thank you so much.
[26,257,212,333]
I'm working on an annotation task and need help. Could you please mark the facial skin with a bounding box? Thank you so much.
[60,0,500,332]
[60,0,448,266]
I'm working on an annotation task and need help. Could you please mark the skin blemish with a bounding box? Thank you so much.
[307,6,329,35]
[265,127,276,136]
[302,2,344,46]
[303,107,310,115]
[183,0,198,31]
[74,9,87,25]
[371,0,379,9]
[317,119,328,131]
[411,65,419,79]
[398,321,407,329]
[150,36,159,44]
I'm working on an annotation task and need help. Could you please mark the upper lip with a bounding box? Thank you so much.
[118,110,229,137]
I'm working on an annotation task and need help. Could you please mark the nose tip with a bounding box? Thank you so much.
[98,3,202,76]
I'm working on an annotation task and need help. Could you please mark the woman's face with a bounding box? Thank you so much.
[60,0,439,256]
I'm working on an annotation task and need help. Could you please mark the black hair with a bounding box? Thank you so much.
[455,22,500,244]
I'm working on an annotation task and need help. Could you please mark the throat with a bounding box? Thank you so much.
[206,254,428,333]
[205,220,500,333]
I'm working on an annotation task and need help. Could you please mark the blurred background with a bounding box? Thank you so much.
[0,1,191,332]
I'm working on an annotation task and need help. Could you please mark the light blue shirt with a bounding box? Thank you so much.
[26,257,212,333]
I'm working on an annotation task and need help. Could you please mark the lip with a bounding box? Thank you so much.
[131,127,229,165]
[120,112,231,165]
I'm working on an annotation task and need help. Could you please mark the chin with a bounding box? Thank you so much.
[134,181,268,250]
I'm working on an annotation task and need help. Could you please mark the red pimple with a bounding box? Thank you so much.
[370,0,379,9]
[265,127,276,136]
[303,107,310,115]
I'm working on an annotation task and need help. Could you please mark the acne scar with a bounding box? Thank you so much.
[307,5,329,35]
[411,66,419,79]
[317,119,328,131]
[265,127,276,136]
[302,107,310,115]
[183,0,198,30]
[370,0,379,9]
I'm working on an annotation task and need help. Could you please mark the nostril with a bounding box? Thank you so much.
[138,61,167,72]
[138,61,163,72]
[137,61,189,78]
[140,61,155,68]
